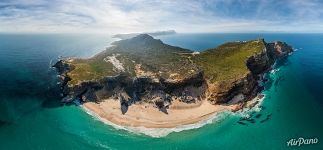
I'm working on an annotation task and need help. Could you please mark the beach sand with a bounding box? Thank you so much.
[83,99,239,128]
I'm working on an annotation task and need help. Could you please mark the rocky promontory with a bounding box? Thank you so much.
[54,34,293,113]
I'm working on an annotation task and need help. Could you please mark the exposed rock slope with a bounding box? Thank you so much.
[54,34,293,112]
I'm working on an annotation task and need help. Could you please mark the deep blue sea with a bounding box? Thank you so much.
[0,33,322,150]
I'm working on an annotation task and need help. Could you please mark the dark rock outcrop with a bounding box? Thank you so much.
[53,38,293,113]
[210,40,293,104]
[247,40,293,75]
[53,62,207,109]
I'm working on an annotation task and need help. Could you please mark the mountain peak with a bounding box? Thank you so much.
[132,34,154,40]
[113,30,176,40]
[111,34,163,48]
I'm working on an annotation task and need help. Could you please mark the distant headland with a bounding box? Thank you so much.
[113,30,176,39]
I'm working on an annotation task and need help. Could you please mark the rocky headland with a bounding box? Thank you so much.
[53,34,293,128]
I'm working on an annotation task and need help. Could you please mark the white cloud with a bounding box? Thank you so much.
[0,0,323,33]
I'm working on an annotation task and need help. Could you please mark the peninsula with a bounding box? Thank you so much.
[53,34,293,128]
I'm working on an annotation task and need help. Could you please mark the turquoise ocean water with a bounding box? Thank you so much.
[0,33,322,150]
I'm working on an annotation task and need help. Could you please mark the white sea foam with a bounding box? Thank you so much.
[82,94,266,138]
[82,106,230,138]
[270,68,280,74]
[231,94,266,118]
[82,91,266,138]
[127,111,230,137]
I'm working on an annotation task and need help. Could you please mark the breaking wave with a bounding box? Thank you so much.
[82,106,230,138]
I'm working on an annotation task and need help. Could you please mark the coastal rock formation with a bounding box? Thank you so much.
[53,34,293,112]
[207,40,293,104]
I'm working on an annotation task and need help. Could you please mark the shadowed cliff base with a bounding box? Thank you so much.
[53,34,293,128]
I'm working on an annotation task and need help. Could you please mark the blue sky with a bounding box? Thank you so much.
[0,0,323,33]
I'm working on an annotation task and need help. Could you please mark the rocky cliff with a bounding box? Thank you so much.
[54,35,293,112]
[207,40,293,104]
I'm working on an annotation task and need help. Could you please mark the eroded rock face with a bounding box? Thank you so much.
[207,73,259,104]
[208,40,293,104]
[52,60,71,74]
[54,63,207,110]
[267,41,293,60]
[53,37,293,113]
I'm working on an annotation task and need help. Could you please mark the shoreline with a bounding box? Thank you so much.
[81,96,264,137]
[82,104,230,137]
[83,99,235,128]
[52,36,293,137]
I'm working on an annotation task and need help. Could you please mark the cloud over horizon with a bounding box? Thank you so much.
[1,0,323,33]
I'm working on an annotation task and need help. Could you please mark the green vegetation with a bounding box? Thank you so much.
[65,34,198,85]
[66,58,117,85]
[109,34,199,79]
[193,39,265,82]
[64,34,265,86]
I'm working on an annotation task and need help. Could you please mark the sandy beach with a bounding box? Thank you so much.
[83,99,239,128]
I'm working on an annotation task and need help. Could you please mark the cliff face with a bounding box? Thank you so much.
[57,70,207,111]
[208,40,293,104]
[54,35,293,111]
[247,41,293,75]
